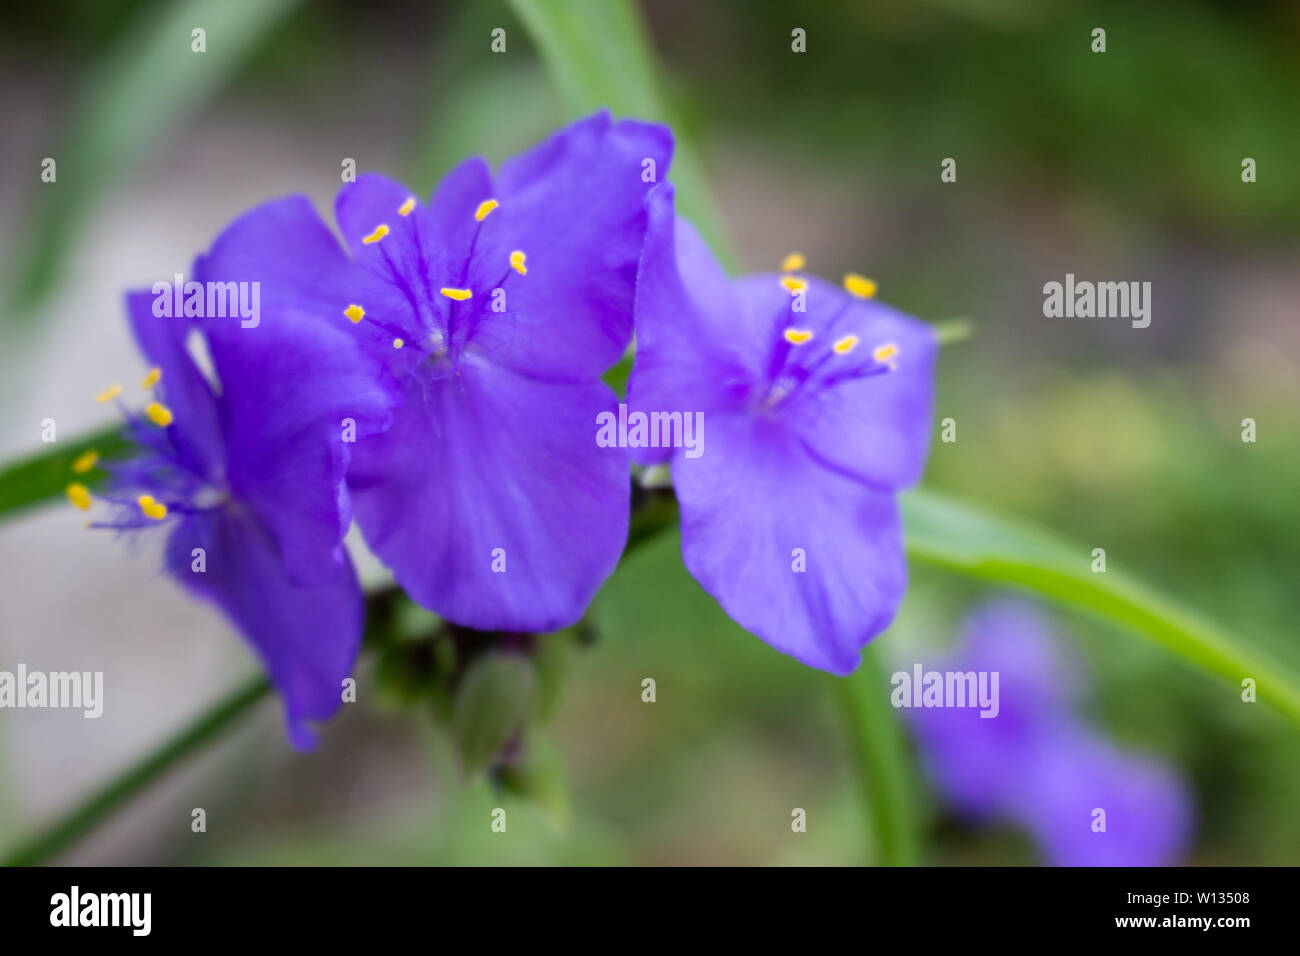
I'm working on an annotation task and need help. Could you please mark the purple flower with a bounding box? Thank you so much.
[198,112,673,632]
[83,290,389,748]
[627,184,937,674]
[905,599,1193,866]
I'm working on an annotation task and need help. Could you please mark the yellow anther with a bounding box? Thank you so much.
[145,402,173,427]
[398,196,416,216]
[509,250,527,275]
[95,384,122,404]
[844,273,877,299]
[474,198,499,221]
[344,304,365,324]
[141,367,162,389]
[780,275,808,293]
[873,342,899,363]
[784,328,814,345]
[72,450,99,474]
[137,495,168,521]
[440,288,472,301]
[833,334,860,355]
[66,483,91,511]
[362,224,389,245]
[393,338,404,349]
[780,252,805,272]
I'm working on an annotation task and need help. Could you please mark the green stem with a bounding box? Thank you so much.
[835,644,920,865]
[2,675,270,866]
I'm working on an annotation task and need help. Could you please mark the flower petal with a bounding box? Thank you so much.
[194,194,411,351]
[627,186,761,467]
[426,156,495,258]
[202,306,393,587]
[672,413,906,674]
[334,171,452,310]
[464,111,674,382]
[348,355,629,631]
[334,172,418,256]
[1027,728,1193,866]
[165,508,363,749]
[904,600,1080,817]
[124,290,224,477]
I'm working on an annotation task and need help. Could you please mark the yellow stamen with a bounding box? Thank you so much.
[780,275,807,293]
[362,224,389,245]
[398,196,416,216]
[344,304,365,324]
[784,328,814,345]
[833,334,860,355]
[873,342,899,363]
[780,252,805,272]
[141,367,162,389]
[844,273,877,299]
[137,495,168,521]
[440,288,472,301]
[72,450,99,474]
[393,338,404,349]
[95,384,122,404]
[66,483,91,511]
[145,402,173,427]
[509,250,527,275]
[474,199,499,221]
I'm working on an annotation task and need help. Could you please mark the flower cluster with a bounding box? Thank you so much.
[73,113,936,745]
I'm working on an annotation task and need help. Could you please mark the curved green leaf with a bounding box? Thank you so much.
[902,488,1300,724]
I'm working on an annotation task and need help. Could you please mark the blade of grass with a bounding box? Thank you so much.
[507,0,735,268]
[2,675,270,867]
[0,424,128,519]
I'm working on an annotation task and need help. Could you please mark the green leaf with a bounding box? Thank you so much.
[902,488,1300,725]
[2,674,271,866]
[506,0,736,268]
[0,424,128,520]
[5,0,302,321]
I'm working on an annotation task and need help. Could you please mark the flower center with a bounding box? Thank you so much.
[341,194,528,372]
[73,371,227,530]
[752,257,899,412]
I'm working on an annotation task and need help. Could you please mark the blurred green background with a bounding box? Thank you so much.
[0,0,1297,865]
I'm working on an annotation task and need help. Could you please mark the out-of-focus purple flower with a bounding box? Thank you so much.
[627,184,937,674]
[80,291,389,748]
[198,111,673,632]
[905,599,1193,865]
